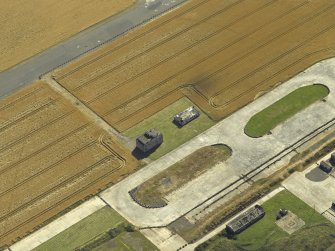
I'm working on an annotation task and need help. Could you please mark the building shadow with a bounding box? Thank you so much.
[131,144,161,160]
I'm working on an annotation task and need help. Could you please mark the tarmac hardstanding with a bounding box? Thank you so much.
[100,58,335,227]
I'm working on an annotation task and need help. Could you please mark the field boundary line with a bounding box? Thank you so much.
[213,47,335,108]
[55,0,211,80]
[97,0,318,118]
[209,25,335,106]
[69,0,249,92]
[87,0,283,104]
[107,2,335,126]
[42,0,193,79]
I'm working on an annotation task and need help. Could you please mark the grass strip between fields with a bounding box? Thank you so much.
[244,84,329,138]
[33,207,125,251]
[33,205,157,251]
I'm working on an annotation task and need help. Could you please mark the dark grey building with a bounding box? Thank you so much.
[136,128,163,152]
[173,106,200,127]
[331,153,335,165]
[319,161,333,173]
[226,205,265,235]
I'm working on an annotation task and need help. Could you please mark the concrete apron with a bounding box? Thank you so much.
[100,58,335,227]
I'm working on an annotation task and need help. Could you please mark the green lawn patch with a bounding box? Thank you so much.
[33,207,126,251]
[93,231,158,251]
[245,84,329,138]
[123,97,215,160]
[132,144,232,207]
[196,190,335,251]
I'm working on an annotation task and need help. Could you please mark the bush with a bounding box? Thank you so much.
[124,223,135,232]
[288,168,295,174]
[108,227,121,238]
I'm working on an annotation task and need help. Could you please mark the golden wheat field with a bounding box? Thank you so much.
[0,0,135,71]
[0,81,137,245]
[54,0,335,132]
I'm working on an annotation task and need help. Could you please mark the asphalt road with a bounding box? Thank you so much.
[0,0,187,99]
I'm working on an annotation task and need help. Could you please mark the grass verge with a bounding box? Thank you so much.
[196,190,335,251]
[33,207,125,251]
[131,144,232,207]
[33,206,156,251]
[92,231,158,251]
[244,84,329,138]
[169,133,335,243]
[123,97,215,160]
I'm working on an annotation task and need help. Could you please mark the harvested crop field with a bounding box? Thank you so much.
[53,0,335,133]
[0,0,135,71]
[0,81,137,246]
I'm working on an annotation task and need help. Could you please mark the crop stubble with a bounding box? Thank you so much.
[0,82,137,245]
[53,0,335,132]
[0,0,135,71]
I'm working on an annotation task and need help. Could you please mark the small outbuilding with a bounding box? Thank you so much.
[331,201,335,211]
[173,106,200,127]
[136,128,163,153]
[276,208,288,220]
[226,205,265,235]
[319,161,333,174]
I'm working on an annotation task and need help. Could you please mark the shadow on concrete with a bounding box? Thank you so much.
[172,119,183,128]
[305,167,329,182]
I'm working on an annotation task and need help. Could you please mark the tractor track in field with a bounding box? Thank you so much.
[0,86,44,112]
[0,133,128,241]
[0,154,121,241]
[95,0,325,117]
[0,110,75,153]
[82,0,280,104]
[211,47,335,108]
[67,0,248,92]
[0,123,90,176]
[56,0,213,81]
[110,4,334,126]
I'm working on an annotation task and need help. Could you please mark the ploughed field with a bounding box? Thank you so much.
[54,0,335,132]
[0,0,135,71]
[0,82,137,245]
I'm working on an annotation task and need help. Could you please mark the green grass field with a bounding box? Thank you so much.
[123,97,215,160]
[33,206,156,251]
[196,190,335,251]
[33,207,125,251]
[244,84,329,138]
[93,231,158,251]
